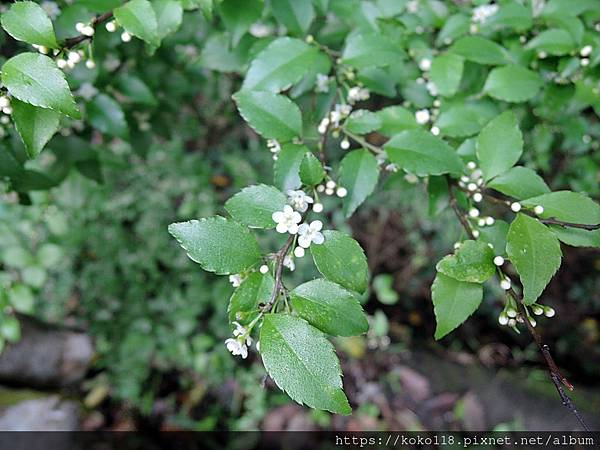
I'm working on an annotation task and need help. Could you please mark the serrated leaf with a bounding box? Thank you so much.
[338,149,379,218]
[384,130,464,177]
[436,240,495,283]
[479,220,510,256]
[549,226,600,248]
[344,110,382,135]
[1,53,80,119]
[1,1,58,48]
[274,143,305,191]
[290,279,368,336]
[484,65,542,103]
[506,214,562,305]
[342,32,404,69]
[299,152,325,186]
[311,230,368,294]
[87,94,128,138]
[434,102,498,138]
[11,99,60,158]
[526,28,574,56]
[271,0,315,35]
[228,272,274,324]
[476,111,523,181]
[219,0,262,46]
[429,53,464,97]
[483,1,532,32]
[242,37,319,92]
[449,36,510,65]
[260,314,351,415]
[168,216,261,275]
[488,166,550,200]
[375,106,419,137]
[114,0,159,46]
[233,90,302,141]
[152,0,183,41]
[432,273,482,340]
[521,191,600,225]
[225,184,287,229]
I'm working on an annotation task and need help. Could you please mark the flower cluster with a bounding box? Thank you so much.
[267,139,281,160]
[225,322,252,359]
[472,4,499,24]
[316,179,347,198]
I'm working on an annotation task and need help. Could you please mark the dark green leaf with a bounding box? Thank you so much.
[87,94,128,138]
[429,53,464,97]
[432,273,482,339]
[219,0,262,46]
[225,184,287,229]
[436,240,495,283]
[488,166,550,200]
[338,149,379,217]
[271,0,315,35]
[484,65,542,103]
[114,0,160,46]
[274,143,305,191]
[342,32,404,69]
[228,272,274,323]
[11,99,60,158]
[449,36,510,65]
[299,152,325,186]
[1,1,58,48]
[521,191,600,225]
[476,111,523,181]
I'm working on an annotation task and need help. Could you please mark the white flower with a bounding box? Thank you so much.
[580,45,593,57]
[287,190,314,212]
[510,202,522,212]
[106,21,117,32]
[347,86,369,104]
[297,220,325,248]
[225,338,248,359]
[312,202,323,213]
[77,82,98,101]
[316,74,330,93]
[249,22,271,38]
[419,58,431,71]
[42,1,61,19]
[472,4,498,24]
[229,274,242,287]
[121,31,132,42]
[407,0,419,13]
[415,109,430,124]
[272,205,302,234]
[283,255,295,271]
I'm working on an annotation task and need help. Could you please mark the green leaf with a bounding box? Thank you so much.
[506,214,562,305]
[1,1,58,48]
[344,110,382,135]
[449,36,510,65]
[372,274,399,305]
[521,191,600,225]
[1,53,80,119]
[87,94,128,138]
[338,149,379,218]
[479,220,509,256]
[290,279,368,336]
[311,230,368,294]
[488,166,550,200]
[233,90,302,141]
[113,0,159,46]
[274,143,305,191]
[384,130,464,177]
[434,103,498,138]
[225,184,287,229]
[342,32,404,69]
[436,240,495,283]
[375,106,419,137]
[484,65,542,103]
[8,284,35,314]
[116,74,157,106]
[0,316,21,343]
[271,0,315,35]
[242,37,319,92]
[228,272,274,323]
[526,28,574,56]
[476,111,523,181]
[299,152,325,186]
[219,0,262,46]
[152,0,183,41]
[549,226,600,248]
[11,99,60,158]
[260,314,351,415]
[168,216,261,275]
[429,53,464,97]
[432,273,482,340]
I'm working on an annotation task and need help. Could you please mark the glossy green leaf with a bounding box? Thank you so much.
[484,65,542,103]
[311,230,368,294]
[342,32,404,69]
[479,220,510,256]
[521,191,600,225]
[434,103,497,138]
[271,0,315,35]
[87,94,128,138]
[526,28,574,56]
[476,111,523,181]
[299,152,325,186]
[1,53,80,119]
[227,272,274,323]
[225,184,287,229]
[168,216,261,275]
[449,36,510,65]
[219,0,262,46]
[242,38,319,92]
[384,130,464,177]
[152,0,183,40]
[549,226,600,248]
[436,240,495,283]
[429,53,464,97]
[290,279,368,336]
[274,143,305,191]
[11,99,60,158]
[344,110,382,135]
[233,90,302,141]
[114,0,160,46]
[338,149,379,218]
[260,314,351,415]
[375,106,419,137]
[432,273,482,340]
[1,1,58,48]
[506,214,562,305]
[488,166,550,200]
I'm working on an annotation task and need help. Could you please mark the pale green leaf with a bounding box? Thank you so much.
[526,28,575,56]
[1,1,58,48]
[484,65,542,103]
[434,102,498,138]
[225,184,287,229]
[521,191,600,225]
[338,149,379,218]
[274,143,305,191]
[342,32,404,69]
[8,283,35,314]
[476,111,523,181]
[488,166,550,200]
[116,74,157,105]
[11,99,60,158]
[228,272,274,323]
[299,151,325,186]
[549,226,600,248]
[449,36,510,65]
[436,240,495,283]
[87,94,128,138]
[168,216,261,275]
[271,0,315,35]
[479,220,509,256]
[344,110,382,135]
[429,53,464,97]
[152,0,183,40]
[114,0,159,46]
[219,0,262,46]
[375,106,419,137]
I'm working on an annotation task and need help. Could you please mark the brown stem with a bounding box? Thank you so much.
[63,12,114,49]
[447,181,475,240]
[264,234,295,310]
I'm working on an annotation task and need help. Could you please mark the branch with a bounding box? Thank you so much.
[63,12,114,49]
[343,130,385,156]
[264,234,295,311]
[448,185,590,431]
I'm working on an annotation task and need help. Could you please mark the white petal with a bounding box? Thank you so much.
[276,223,288,233]
[297,223,309,235]
[312,232,325,245]
[272,211,283,222]
[240,345,248,359]
[288,223,299,234]
[297,203,308,213]
[292,211,302,223]
[298,235,311,248]
[311,220,323,231]
[283,205,293,214]
[305,196,314,203]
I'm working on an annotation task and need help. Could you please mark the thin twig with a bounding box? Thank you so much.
[64,12,114,49]
[343,130,384,155]
[264,235,295,310]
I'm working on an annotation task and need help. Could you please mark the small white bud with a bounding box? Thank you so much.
[415,109,430,124]
[106,21,117,32]
[510,202,522,212]
[544,306,555,318]
[305,34,314,44]
[471,230,480,238]
[336,187,347,198]
[580,45,593,57]
[581,58,590,67]
[493,256,505,266]
[478,218,486,227]
[75,22,85,33]
[121,31,132,42]
[460,175,470,183]
[2,106,12,115]
[469,208,480,218]
[506,308,517,318]
[86,60,96,69]
[259,264,269,274]
[532,305,544,316]
[467,183,477,192]
[0,96,10,108]
[312,202,323,213]
[57,59,67,69]
[485,216,495,226]
[340,138,350,150]
[418,58,431,71]
[38,46,48,54]
[507,318,517,327]
[430,126,440,136]
[453,242,461,250]
[498,312,509,326]
[325,188,334,196]
[529,317,537,327]
[82,25,95,37]
[326,180,336,189]
[294,246,305,258]
[316,184,325,193]
[500,279,511,290]
[473,192,483,203]
[467,161,477,170]
[538,51,547,59]
[68,51,81,63]
[0,116,9,124]
[533,205,544,215]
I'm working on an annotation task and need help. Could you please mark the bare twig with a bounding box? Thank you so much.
[264,234,295,310]
[63,12,114,49]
